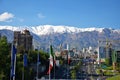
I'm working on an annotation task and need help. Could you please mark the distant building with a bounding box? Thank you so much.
[99,47,106,58]
[117,51,120,63]
[14,29,33,51]
[61,50,68,59]
[55,51,61,57]
[60,49,75,59]
[0,33,1,38]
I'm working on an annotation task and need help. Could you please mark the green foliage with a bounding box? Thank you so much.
[106,75,120,80]
[116,63,120,72]
[0,36,9,56]
[15,49,49,80]
[70,60,81,79]
[39,50,49,61]
[105,58,111,66]
[106,66,113,70]
[28,50,38,63]
[0,36,49,80]
[71,70,76,79]
[28,50,49,64]
[59,59,63,65]
[0,36,10,80]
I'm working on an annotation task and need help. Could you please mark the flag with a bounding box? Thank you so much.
[47,53,53,74]
[50,45,56,64]
[47,45,54,74]
[23,53,27,67]
[50,45,54,57]
[10,45,17,78]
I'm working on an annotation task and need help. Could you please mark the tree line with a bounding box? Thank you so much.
[0,36,49,80]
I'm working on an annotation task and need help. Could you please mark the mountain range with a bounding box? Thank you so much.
[0,25,120,51]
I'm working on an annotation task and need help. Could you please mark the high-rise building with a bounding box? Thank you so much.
[117,51,120,63]
[14,29,33,51]
[0,33,1,38]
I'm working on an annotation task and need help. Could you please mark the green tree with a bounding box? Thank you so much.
[0,35,50,80]
[0,36,10,80]
[105,58,110,66]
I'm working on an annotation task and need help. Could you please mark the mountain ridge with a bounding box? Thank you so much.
[0,25,119,35]
[0,25,120,50]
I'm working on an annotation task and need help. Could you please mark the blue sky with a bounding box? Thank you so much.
[0,0,120,29]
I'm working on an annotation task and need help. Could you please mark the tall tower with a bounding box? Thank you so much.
[67,44,69,50]
[14,29,33,52]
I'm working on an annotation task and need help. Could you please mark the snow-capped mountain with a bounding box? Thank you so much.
[0,25,120,50]
[0,25,119,35]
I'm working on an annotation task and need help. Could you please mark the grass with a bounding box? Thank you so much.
[96,69,119,75]
[106,75,120,80]
[96,64,119,75]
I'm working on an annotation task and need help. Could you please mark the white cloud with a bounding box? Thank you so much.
[0,12,14,22]
[37,13,46,19]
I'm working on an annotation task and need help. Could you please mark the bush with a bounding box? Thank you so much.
[71,70,76,79]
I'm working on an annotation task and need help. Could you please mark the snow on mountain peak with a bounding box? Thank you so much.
[0,25,118,35]
[30,25,105,35]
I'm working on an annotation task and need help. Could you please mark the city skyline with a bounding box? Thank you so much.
[0,0,120,29]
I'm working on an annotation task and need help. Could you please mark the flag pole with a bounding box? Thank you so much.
[22,65,24,80]
[13,50,16,80]
[22,52,24,80]
[67,44,69,80]
[48,45,52,80]
[10,27,17,80]
[49,39,51,80]
[54,55,55,79]
[13,28,16,80]
[36,46,39,80]
[10,43,17,80]
[49,45,51,80]
[49,65,50,80]
[48,53,50,80]
[10,42,13,80]
[13,43,17,80]
[67,44,71,79]
[10,27,13,80]
[48,38,54,80]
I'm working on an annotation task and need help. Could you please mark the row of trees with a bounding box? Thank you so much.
[0,36,10,80]
[0,36,49,80]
